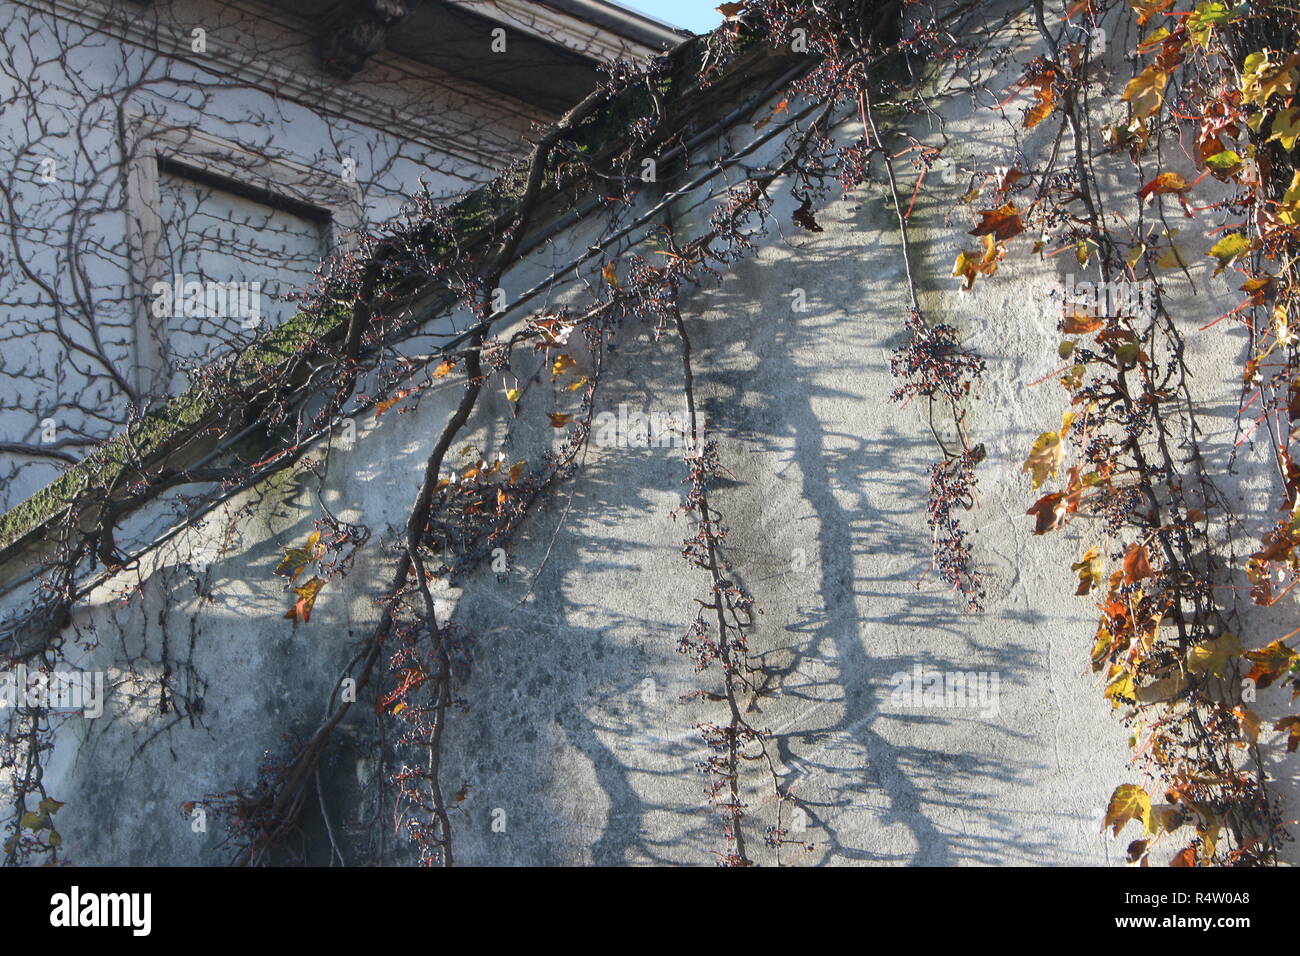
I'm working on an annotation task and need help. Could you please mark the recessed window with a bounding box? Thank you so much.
[125,120,362,396]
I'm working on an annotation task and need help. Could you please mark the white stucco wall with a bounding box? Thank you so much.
[3,3,1296,866]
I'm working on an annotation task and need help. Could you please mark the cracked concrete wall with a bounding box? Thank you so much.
[10,11,1299,866]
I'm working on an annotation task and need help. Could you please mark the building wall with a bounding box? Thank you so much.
[4,7,1296,865]
[0,0,541,511]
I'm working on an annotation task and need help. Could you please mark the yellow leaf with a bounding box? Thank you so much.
[434,359,455,378]
[1187,632,1244,676]
[286,576,325,624]
[1104,666,1136,708]
[1268,107,1300,151]
[1122,65,1167,120]
[1207,233,1255,276]
[1021,412,1074,490]
[505,387,522,403]
[1104,783,1151,836]
[565,376,589,392]
[1072,546,1103,595]
[1235,705,1261,745]
[601,261,620,289]
[1241,50,1297,108]
[551,354,577,379]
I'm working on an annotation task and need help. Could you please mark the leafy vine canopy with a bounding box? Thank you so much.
[0,0,1297,866]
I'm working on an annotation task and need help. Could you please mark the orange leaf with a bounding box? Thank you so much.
[969,202,1025,242]
[1136,171,1189,201]
[434,359,456,378]
[548,413,574,427]
[285,576,325,624]
[1122,544,1153,584]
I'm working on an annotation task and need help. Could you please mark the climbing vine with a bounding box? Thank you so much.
[3,0,1299,867]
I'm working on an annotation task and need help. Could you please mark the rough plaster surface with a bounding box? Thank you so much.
[12,16,1300,865]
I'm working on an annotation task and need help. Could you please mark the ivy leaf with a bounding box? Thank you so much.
[1234,705,1261,745]
[601,261,620,289]
[1170,846,1197,867]
[1187,632,1244,677]
[1021,412,1074,490]
[1240,50,1297,108]
[1061,310,1103,334]
[1243,638,1298,689]
[1268,106,1300,151]
[1127,0,1172,24]
[1104,783,1151,836]
[1122,65,1168,120]
[275,531,323,581]
[1274,715,1300,753]
[285,576,325,625]
[1023,70,1056,129]
[1122,543,1153,584]
[1027,491,1070,534]
[1136,171,1188,201]
[1204,149,1243,177]
[968,202,1025,241]
[951,234,1001,291]
[1207,233,1255,276]
[1072,546,1103,595]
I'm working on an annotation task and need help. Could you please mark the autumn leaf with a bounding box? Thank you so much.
[375,389,410,417]
[1187,633,1243,677]
[1244,638,1298,689]
[1234,705,1261,745]
[952,234,1002,291]
[1206,233,1255,277]
[1275,715,1300,753]
[1268,106,1300,151]
[1122,65,1168,120]
[1104,665,1136,708]
[1104,783,1151,836]
[565,375,589,391]
[508,461,526,484]
[548,412,574,427]
[505,386,522,403]
[1127,0,1172,24]
[1122,543,1153,584]
[1170,846,1197,867]
[1240,50,1297,108]
[601,261,620,289]
[1126,839,1149,864]
[1204,149,1243,177]
[285,576,325,624]
[1136,171,1188,202]
[968,202,1025,242]
[275,531,323,581]
[551,354,577,379]
[434,359,456,378]
[1021,412,1074,490]
[1027,491,1070,534]
[716,1,745,18]
[1072,546,1103,595]
[1023,70,1056,129]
